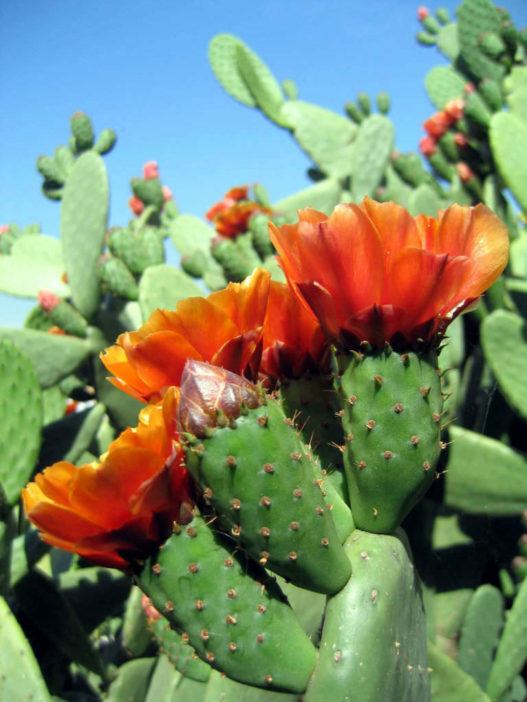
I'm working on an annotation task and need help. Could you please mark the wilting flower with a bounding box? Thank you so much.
[206,185,270,238]
[269,198,509,349]
[102,268,270,403]
[260,281,329,381]
[22,400,193,570]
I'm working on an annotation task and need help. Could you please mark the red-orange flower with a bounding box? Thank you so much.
[260,281,329,380]
[269,198,509,349]
[206,185,270,238]
[22,399,193,570]
[101,268,270,403]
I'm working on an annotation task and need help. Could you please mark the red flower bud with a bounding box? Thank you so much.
[417,6,430,20]
[128,195,145,216]
[162,185,173,201]
[38,289,61,312]
[454,132,468,148]
[419,135,437,156]
[423,111,452,138]
[456,162,474,182]
[143,161,159,180]
[177,360,262,437]
[444,98,465,121]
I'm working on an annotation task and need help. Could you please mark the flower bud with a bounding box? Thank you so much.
[143,161,159,180]
[177,360,262,437]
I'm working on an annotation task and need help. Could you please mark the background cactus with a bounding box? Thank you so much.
[1,1,527,700]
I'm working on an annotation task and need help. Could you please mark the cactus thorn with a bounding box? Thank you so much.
[321,538,329,547]
[383,450,393,460]
[260,495,272,507]
[259,551,269,565]
[224,558,234,567]
[263,462,274,473]
[206,652,215,662]
[225,455,237,467]
[373,374,384,387]
[260,526,271,537]
[229,642,237,652]
[257,604,267,613]
[256,634,265,643]
[293,489,303,498]
[348,395,358,405]
[365,419,376,430]
[290,521,299,531]
[288,551,298,561]
[195,599,204,610]
[231,498,241,510]
[316,507,324,516]
[358,460,367,469]
[188,562,199,573]
[225,614,237,625]
[290,451,302,461]
[152,564,162,575]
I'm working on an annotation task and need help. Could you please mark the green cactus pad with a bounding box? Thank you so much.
[209,34,285,124]
[0,328,91,388]
[184,399,351,594]
[0,595,52,701]
[168,214,215,257]
[339,349,442,533]
[70,112,95,152]
[280,101,358,179]
[205,669,298,701]
[131,178,164,209]
[93,127,117,155]
[486,577,527,702]
[457,585,504,690]
[428,643,492,702]
[138,264,203,321]
[445,426,527,515]
[481,311,527,420]
[212,233,261,282]
[249,214,274,259]
[0,235,70,299]
[350,114,394,200]
[490,112,527,214]
[36,154,65,184]
[457,0,505,82]
[61,151,109,319]
[148,612,211,682]
[306,529,430,702]
[97,256,139,300]
[235,45,287,126]
[425,67,466,110]
[273,179,341,223]
[0,341,42,505]
[138,516,317,693]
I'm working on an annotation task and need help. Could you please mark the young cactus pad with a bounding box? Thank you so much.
[338,348,442,533]
[138,515,317,693]
[178,361,352,594]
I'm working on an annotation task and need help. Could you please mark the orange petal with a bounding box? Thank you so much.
[360,198,421,270]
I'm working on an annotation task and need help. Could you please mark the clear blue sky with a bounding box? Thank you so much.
[2,0,526,326]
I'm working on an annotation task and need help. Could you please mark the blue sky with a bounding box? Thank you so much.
[2,0,526,326]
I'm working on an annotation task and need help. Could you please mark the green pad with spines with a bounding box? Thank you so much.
[0,341,42,505]
[306,529,430,702]
[0,594,52,702]
[0,235,70,299]
[489,112,527,214]
[139,516,317,693]
[350,114,394,200]
[457,0,505,83]
[425,66,466,109]
[273,179,341,223]
[235,44,287,127]
[61,151,109,319]
[280,100,358,179]
[148,612,211,682]
[97,256,139,300]
[184,399,351,594]
[138,264,203,321]
[339,349,442,533]
[70,112,95,152]
[212,233,261,283]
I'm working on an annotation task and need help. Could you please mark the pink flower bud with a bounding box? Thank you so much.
[0,225,9,235]
[142,161,159,180]
[417,6,430,20]
[38,289,61,312]
[464,83,476,94]
[162,185,173,201]
[128,195,145,216]
[456,162,474,182]
[141,594,161,621]
[454,132,468,148]
[419,135,437,156]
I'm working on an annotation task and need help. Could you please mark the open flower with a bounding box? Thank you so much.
[206,185,270,238]
[22,400,193,570]
[260,280,329,381]
[269,198,509,349]
[101,268,270,403]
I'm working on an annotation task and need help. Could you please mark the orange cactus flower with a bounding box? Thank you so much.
[269,198,509,349]
[206,185,270,238]
[22,400,193,570]
[101,268,271,403]
[261,281,329,381]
